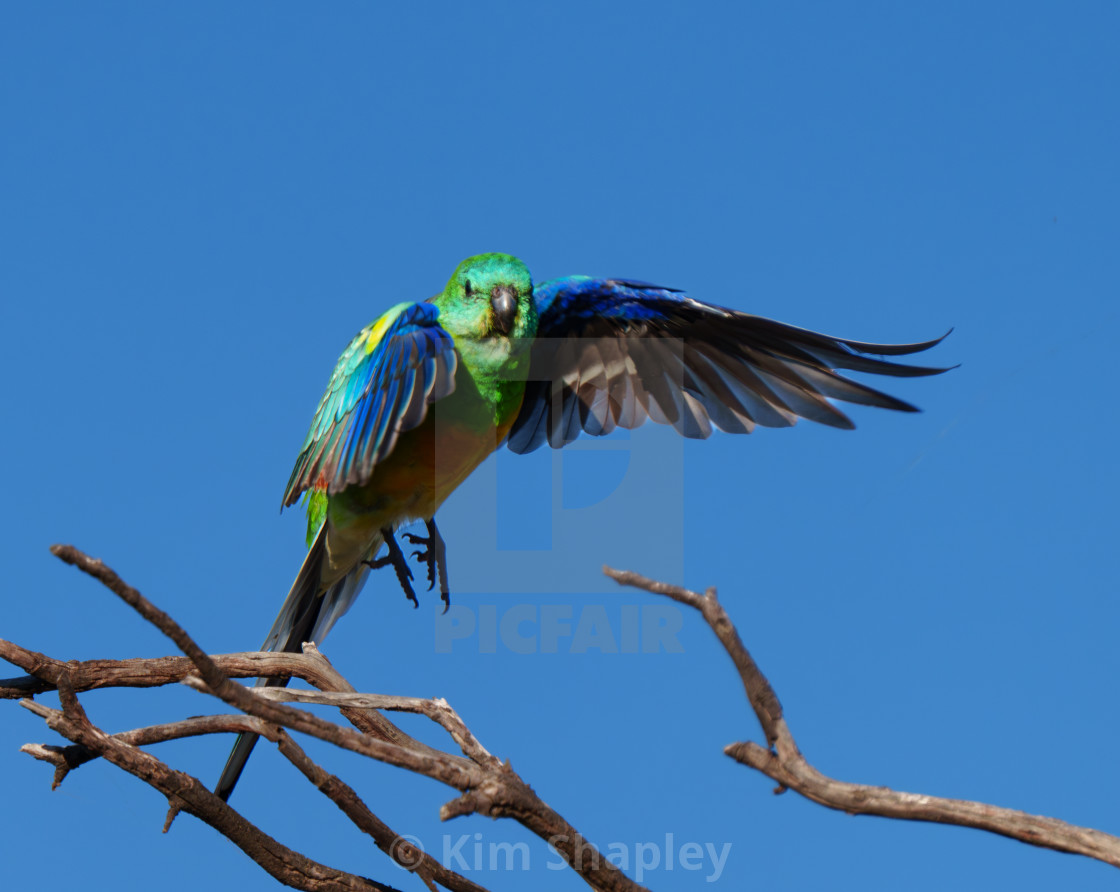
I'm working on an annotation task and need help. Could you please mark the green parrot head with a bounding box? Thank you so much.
[435,253,538,345]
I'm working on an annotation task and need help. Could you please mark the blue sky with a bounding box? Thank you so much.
[2,3,1118,890]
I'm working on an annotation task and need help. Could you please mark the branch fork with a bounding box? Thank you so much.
[1,545,1115,892]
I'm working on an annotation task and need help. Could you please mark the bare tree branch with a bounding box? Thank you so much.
[240,685,497,767]
[19,695,485,892]
[45,670,401,891]
[603,565,1120,869]
[11,545,1112,889]
[4,545,650,892]
[0,642,441,757]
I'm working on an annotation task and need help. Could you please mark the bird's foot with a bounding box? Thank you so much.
[403,518,451,611]
[364,528,418,608]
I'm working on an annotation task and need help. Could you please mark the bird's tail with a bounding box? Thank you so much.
[213,523,373,802]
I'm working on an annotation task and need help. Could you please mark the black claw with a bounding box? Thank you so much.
[364,527,418,608]
[427,518,451,612]
[365,521,451,610]
[403,532,437,591]
[402,519,451,609]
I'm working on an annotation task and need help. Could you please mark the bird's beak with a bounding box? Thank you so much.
[490,285,517,335]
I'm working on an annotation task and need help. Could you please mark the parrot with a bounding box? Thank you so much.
[214,251,950,801]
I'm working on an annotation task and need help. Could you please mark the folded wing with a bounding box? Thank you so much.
[282,302,458,506]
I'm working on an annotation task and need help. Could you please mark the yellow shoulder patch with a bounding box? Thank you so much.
[363,302,413,354]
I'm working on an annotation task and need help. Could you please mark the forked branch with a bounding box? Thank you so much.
[603,566,1120,869]
[5,547,1116,892]
[0,545,649,892]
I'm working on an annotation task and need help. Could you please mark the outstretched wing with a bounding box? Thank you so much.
[507,277,950,454]
[282,302,458,506]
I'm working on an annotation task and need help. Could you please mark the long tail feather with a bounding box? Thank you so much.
[213,525,372,802]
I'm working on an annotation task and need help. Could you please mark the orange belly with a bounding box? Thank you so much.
[321,407,516,578]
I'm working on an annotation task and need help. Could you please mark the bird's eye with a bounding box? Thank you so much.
[464,279,473,296]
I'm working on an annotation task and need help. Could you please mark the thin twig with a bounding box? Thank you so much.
[242,686,497,767]
[604,565,1120,869]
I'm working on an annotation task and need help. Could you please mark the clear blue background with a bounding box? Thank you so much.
[2,3,1118,890]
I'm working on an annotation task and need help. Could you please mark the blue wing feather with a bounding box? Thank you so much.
[509,277,950,454]
[283,302,457,507]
